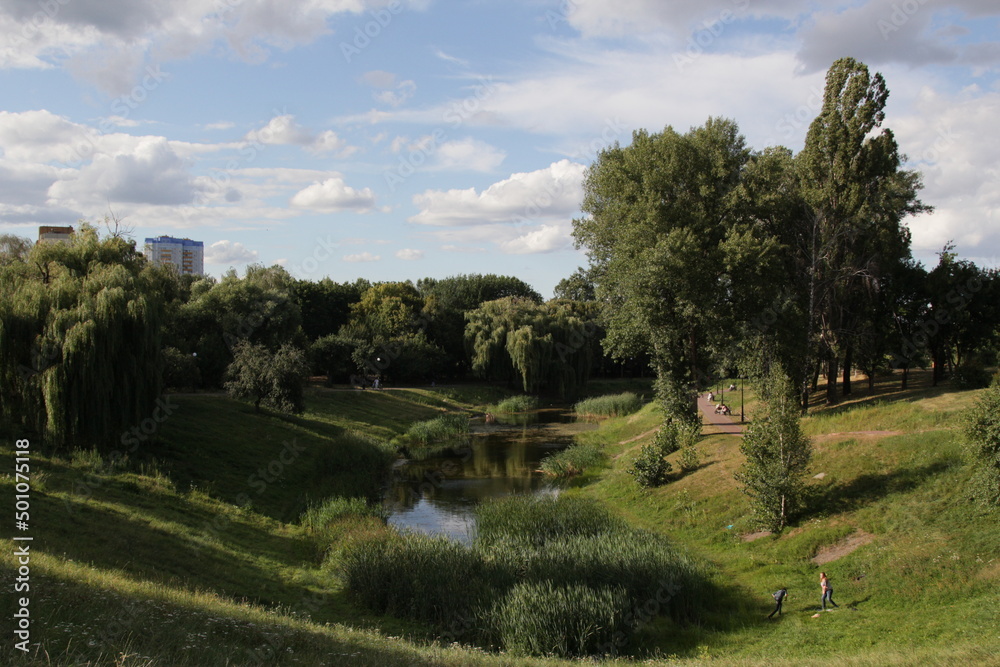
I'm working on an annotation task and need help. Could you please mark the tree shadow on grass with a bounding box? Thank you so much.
[804,460,955,515]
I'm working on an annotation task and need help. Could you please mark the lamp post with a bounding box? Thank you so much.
[740,376,745,423]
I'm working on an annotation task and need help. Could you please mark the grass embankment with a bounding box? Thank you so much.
[0,387,535,666]
[3,376,998,665]
[578,372,1000,663]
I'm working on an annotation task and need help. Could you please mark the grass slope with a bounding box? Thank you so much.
[2,377,998,665]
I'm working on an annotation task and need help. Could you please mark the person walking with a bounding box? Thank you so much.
[820,572,839,611]
[768,588,787,619]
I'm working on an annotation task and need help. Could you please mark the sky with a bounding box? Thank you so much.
[0,0,998,298]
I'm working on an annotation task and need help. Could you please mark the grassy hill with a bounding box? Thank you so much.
[2,377,998,665]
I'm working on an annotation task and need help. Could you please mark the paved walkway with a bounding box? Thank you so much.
[698,395,745,436]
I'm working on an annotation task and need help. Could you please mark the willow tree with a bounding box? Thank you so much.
[798,57,927,404]
[0,224,164,451]
[574,118,783,421]
[465,297,593,397]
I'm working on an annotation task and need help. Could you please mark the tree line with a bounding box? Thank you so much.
[572,57,999,420]
[0,225,630,451]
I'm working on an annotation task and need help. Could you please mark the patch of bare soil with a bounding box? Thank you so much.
[812,530,874,565]
[742,530,772,542]
[612,428,659,460]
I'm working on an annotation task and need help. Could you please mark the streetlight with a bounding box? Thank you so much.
[740,376,745,423]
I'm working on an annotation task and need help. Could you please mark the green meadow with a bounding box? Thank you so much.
[2,374,999,665]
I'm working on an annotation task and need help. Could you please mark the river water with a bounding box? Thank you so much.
[383,409,596,543]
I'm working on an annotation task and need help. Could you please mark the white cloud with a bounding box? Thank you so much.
[245,114,359,156]
[374,80,417,107]
[205,240,259,265]
[434,138,506,172]
[409,159,586,226]
[245,114,313,146]
[893,86,1000,263]
[498,223,572,255]
[48,136,196,207]
[0,0,427,94]
[344,251,380,262]
[290,176,378,212]
[395,248,424,260]
[204,121,235,130]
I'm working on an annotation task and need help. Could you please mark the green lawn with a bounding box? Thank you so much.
[2,377,998,665]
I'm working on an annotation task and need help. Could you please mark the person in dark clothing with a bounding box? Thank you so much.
[768,588,787,618]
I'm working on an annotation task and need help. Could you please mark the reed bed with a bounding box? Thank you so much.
[574,392,642,419]
[538,443,604,477]
[340,495,705,656]
[401,413,469,445]
[488,395,539,413]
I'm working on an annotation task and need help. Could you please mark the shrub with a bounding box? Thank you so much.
[489,395,539,413]
[953,361,993,389]
[539,443,604,477]
[493,582,632,657]
[963,378,1000,506]
[629,442,672,487]
[574,392,642,419]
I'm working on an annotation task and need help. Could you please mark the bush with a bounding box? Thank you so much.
[953,361,993,389]
[629,442,672,487]
[963,378,1000,506]
[162,346,201,389]
[493,582,632,657]
[539,443,604,477]
[574,392,642,419]
[490,395,539,413]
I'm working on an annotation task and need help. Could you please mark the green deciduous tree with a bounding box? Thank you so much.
[224,341,308,413]
[575,117,784,421]
[736,370,812,531]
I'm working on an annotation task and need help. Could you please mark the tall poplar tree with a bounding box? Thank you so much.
[798,57,927,405]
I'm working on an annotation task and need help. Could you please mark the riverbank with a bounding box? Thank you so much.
[1,376,997,665]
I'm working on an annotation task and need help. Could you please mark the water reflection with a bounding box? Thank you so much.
[385,410,589,543]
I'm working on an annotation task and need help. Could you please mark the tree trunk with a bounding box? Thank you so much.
[842,345,852,396]
[812,363,821,392]
[826,354,838,405]
[868,372,875,391]
[901,365,909,390]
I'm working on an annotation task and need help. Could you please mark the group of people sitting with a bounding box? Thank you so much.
[704,391,731,415]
